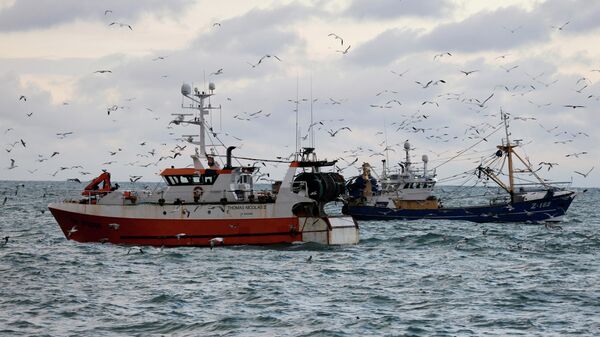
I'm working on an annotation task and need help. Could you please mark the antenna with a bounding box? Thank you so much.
[295,75,299,159]
[310,75,314,148]
[178,81,218,156]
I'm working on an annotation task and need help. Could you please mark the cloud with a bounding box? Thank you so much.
[347,28,425,67]
[191,3,315,57]
[349,6,552,67]
[0,0,189,31]
[422,6,550,53]
[539,0,600,33]
[343,0,452,19]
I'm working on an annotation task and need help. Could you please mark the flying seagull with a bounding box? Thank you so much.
[574,167,594,178]
[109,22,132,30]
[460,70,479,76]
[209,237,224,249]
[551,21,569,31]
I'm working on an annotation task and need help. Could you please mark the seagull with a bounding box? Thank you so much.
[26,112,33,117]
[175,233,187,240]
[127,246,144,254]
[539,162,558,171]
[8,159,17,170]
[502,25,523,34]
[474,93,494,108]
[500,65,519,72]
[19,95,27,101]
[551,21,569,31]
[415,80,445,88]
[422,101,439,107]
[528,100,552,108]
[56,132,74,138]
[67,226,78,238]
[565,151,588,158]
[104,9,112,15]
[574,167,594,178]
[108,223,120,230]
[209,237,224,249]
[563,105,585,109]
[129,175,142,182]
[94,70,112,74]
[390,69,409,77]
[256,54,281,65]
[109,22,132,30]
[212,22,221,27]
[211,68,223,75]
[50,151,60,157]
[152,56,166,61]
[433,52,452,60]
[460,70,479,76]
[327,127,351,137]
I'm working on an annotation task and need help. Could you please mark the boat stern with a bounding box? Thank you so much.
[300,216,359,245]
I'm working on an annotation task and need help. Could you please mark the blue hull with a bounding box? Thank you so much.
[345,192,576,223]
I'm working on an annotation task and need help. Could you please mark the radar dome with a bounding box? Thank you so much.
[181,83,191,96]
[404,141,411,150]
[422,154,429,163]
[208,82,216,91]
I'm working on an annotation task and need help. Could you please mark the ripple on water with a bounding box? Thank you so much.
[1,182,600,336]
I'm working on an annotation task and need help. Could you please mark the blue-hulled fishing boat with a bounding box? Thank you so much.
[342,112,576,223]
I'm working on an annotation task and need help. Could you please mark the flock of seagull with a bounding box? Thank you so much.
[1,11,597,207]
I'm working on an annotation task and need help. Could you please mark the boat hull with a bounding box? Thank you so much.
[49,202,359,246]
[345,192,576,223]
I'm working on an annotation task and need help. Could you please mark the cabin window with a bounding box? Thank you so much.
[164,174,218,186]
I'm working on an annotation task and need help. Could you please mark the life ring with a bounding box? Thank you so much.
[193,186,203,201]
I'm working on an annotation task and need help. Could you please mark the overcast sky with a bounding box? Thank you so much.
[1,0,599,187]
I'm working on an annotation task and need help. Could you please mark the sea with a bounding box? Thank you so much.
[1,181,599,336]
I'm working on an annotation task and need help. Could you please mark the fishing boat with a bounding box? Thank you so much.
[342,112,576,223]
[48,83,359,247]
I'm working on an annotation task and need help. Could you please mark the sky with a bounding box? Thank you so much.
[1,0,599,187]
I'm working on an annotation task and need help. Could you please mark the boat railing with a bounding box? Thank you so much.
[513,181,572,191]
[55,186,164,205]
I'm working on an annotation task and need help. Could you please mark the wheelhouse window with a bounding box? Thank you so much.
[164,173,218,186]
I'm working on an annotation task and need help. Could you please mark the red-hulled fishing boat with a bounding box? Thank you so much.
[48,83,359,247]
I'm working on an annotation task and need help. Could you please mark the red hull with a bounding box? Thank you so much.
[49,207,303,247]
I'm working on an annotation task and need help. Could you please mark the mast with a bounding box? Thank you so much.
[501,110,515,198]
[178,82,217,156]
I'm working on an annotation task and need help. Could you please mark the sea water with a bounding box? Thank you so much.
[1,181,598,336]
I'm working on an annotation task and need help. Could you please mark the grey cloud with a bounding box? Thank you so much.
[539,0,600,33]
[347,28,425,67]
[192,4,315,57]
[349,6,552,67]
[343,0,453,19]
[0,0,189,31]
[422,6,549,53]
